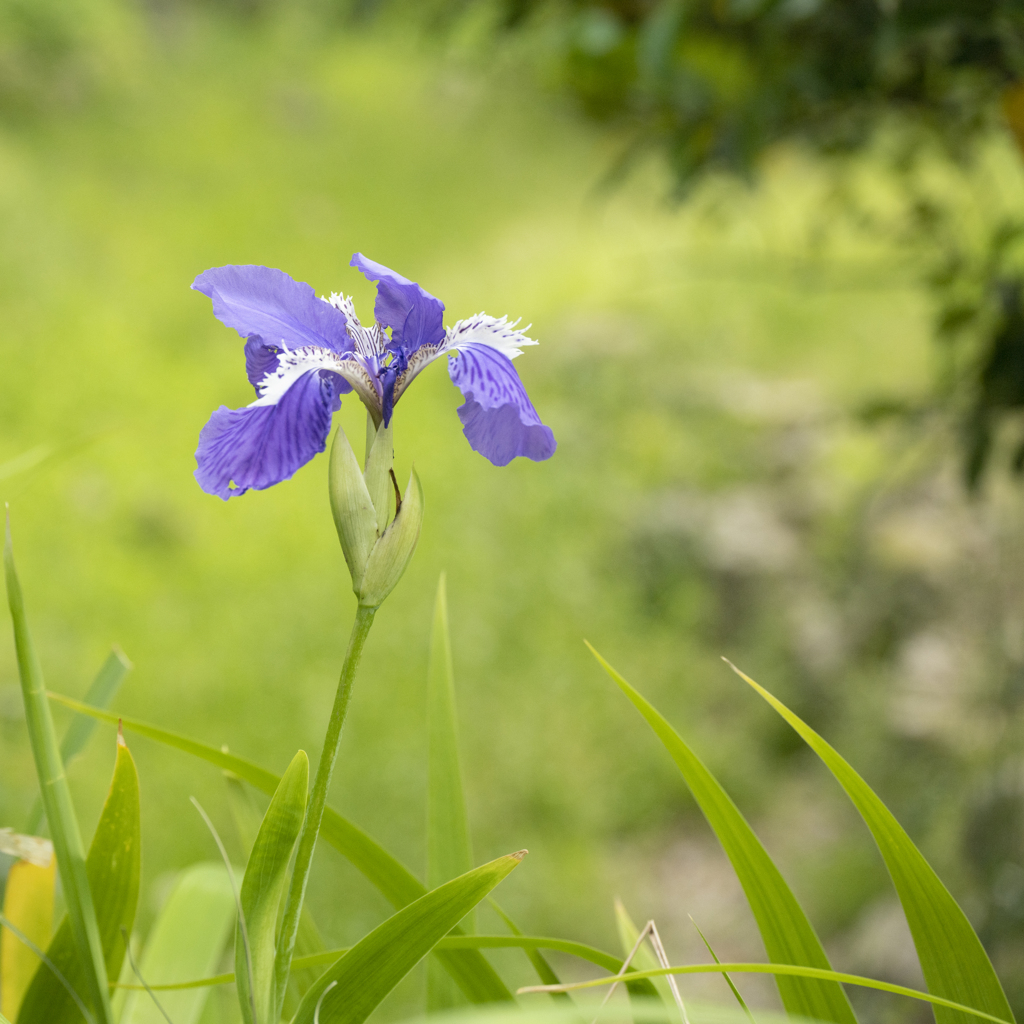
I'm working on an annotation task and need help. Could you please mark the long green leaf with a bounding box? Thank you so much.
[588,645,857,1024]
[292,853,526,1024]
[120,863,236,1024]
[17,731,140,1024]
[428,574,474,894]
[520,962,1015,1024]
[428,573,474,1011]
[4,518,113,1024]
[728,661,1015,1024]
[47,694,515,1004]
[236,750,308,1024]
[25,648,131,835]
[115,934,650,993]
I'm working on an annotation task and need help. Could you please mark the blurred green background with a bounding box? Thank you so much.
[4,2,1024,1021]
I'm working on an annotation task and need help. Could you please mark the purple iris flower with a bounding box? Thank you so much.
[192,255,556,499]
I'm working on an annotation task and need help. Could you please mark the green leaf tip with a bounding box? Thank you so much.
[111,644,133,672]
[588,642,857,1024]
[722,657,1016,1024]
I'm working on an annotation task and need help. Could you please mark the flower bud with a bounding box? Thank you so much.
[357,468,424,609]
[328,426,378,593]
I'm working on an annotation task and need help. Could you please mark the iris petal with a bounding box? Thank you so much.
[192,265,352,354]
[349,253,445,358]
[447,344,556,466]
[195,370,341,499]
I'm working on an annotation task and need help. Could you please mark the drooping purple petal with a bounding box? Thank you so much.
[349,253,445,358]
[244,337,281,391]
[242,336,353,398]
[195,370,341,499]
[447,344,556,466]
[193,265,353,354]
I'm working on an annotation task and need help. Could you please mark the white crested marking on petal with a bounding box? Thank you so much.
[323,292,388,359]
[393,342,447,403]
[251,344,382,417]
[325,291,355,317]
[445,313,538,360]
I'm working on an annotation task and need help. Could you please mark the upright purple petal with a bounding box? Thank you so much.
[349,253,445,357]
[447,344,556,466]
[193,265,352,354]
[195,371,340,499]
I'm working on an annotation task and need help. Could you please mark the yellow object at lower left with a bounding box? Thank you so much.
[1,855,56,1021]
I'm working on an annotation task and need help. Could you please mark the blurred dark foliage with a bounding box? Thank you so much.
[474,0,1024,490]
[506,0,1024,180]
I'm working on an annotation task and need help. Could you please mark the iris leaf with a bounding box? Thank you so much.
[224,774,325,1014]
[17,732,140,1024]
[46,693,515,1004]
[25,647,131,835]
[587,644,857,1024]
[728,661,1016,1024]
[427,573,474,1011]
[237,750,308,1024]
[291,853,526,1024]
[4,518,113,1024]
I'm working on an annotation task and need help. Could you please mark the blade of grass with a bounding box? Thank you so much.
[16,730,141,1024]
[727,660,1016,1024]
[488,901,569,1000]
[520,963,1015,1024]
[689,918,755,1024]
[191,797,256,1024]
[587,644,857,1024]
[428,573,474,1012]
[25,648,131,836]
[112,935,664,993]
[48,694,515,1005]
[121,928,175,1024]
[613,902,679,1019]
[292,853,527,1024]
[4,514,113,1024]
[0,854,56,1019]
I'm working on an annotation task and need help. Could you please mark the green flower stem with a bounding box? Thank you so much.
[274,603,376,1016]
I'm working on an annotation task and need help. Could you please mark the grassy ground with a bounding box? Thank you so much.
[6,7,1015,1021]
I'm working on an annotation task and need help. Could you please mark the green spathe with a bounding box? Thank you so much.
[328,422,420,608]
[363,418,394,536]
[358,468,423,609]
[328,427,378,593]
